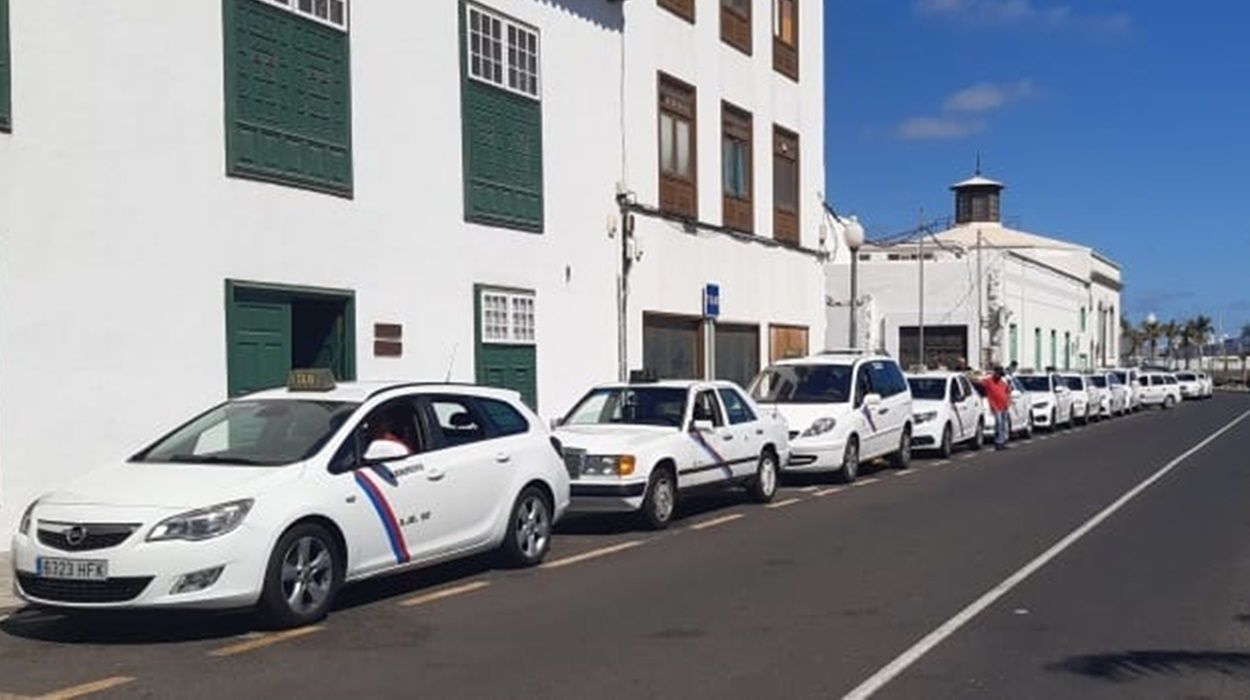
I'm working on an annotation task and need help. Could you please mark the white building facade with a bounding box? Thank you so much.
[827,174,1123,372]
[0,0,827,540]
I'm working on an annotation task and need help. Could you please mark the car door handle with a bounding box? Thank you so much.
[722,435,734,442]
[495,452,512,463]
[426,467,446,481]
[877,408,889,415]
[755,429,764,436]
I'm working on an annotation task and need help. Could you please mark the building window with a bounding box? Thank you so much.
[644,313,704,380]
[715,323,761,390]
[658,0,695,23]
[658,73,697,219]
[223,0,353,196]
[721,0,751,54]
[479,289,536,345]
[773,125,799,245]
[476,286,538,408]
[773,0,798,81]
[461,3,544,231]
[1009,323,1018,364]
[1080,306,1087,332]
[722,102,753,233]
[0,0,9,133]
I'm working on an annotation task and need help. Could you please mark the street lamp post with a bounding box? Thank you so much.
[1146,312,1158,364]
[844,217,866,350]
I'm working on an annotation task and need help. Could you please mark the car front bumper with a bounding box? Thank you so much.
[910,420,945,448]
[1031,407,1054,426]
[784,437,848,473]
[566,480,648,513]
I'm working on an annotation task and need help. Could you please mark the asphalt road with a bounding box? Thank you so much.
[1,394,1248,699]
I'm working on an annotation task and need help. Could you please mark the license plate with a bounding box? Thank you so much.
[37,557,108,581]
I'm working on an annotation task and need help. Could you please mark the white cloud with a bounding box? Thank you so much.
[898,116,986,141]
[943,79,1037,113]
[894,79,1037,141]
[913,0,1131,35]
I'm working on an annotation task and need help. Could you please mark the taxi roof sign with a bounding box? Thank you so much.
[288,368,337,392]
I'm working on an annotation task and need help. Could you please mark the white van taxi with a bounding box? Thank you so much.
[749,352,913,483]
[553,379,789,528]
[905,372,985,457]
[11,371,570,627]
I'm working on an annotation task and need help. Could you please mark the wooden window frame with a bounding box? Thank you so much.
[772,125,799,246]
[262,0,349,31]
[657,73,698,220]
[772,0,798,81]
[658,0,695,23]
[465,3,541,101]
[720,0,752,55]
[721,102,753,233]
[479,288,536,346]
[769,324,809,363]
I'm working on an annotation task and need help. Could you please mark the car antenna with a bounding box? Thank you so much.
[444,342,459,382]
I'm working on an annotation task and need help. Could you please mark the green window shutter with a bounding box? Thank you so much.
[474,285,539,409]
[459,6,544,232]
[227,300,293,397]
[1,0,10,132]
[223,0,352,196]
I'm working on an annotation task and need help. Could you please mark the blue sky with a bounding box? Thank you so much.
[824,0,1250,337]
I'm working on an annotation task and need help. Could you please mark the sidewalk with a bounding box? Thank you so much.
[0,551,21,613]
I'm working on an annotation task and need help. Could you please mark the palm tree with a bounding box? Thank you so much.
[1191,315,1214,370]
[1161,321,1182,368]
[1142,318,1163,364]
[1120,316,1140,361]
[1180,319,1198,369]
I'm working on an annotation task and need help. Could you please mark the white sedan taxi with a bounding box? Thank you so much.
[11,371,570,627]
[905,372,985,457]
[554,379,788,529]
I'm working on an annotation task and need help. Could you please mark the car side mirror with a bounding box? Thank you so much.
[363,440,410,464]
[864,393,883,408]
[549,416,565,430]
[691,419,715,433]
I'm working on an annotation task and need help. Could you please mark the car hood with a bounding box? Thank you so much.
[554,424,679,453]
[40,460,305,509]
[756,402,851,433]
[911,399,949,413]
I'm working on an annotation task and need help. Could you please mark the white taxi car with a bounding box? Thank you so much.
[1197,372,1214,398]
[750,352,913,483]
[554,380,788,529]
[1175,372,1204,400]
[1111,368,1142,411]
[1059,374,1093,425]
[1088,372,1128,417]
[11,372,570,627]
[1017,372,1075,430]
[905,372,985,457]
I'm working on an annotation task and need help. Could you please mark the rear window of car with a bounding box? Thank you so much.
[1018,376,1051,392]
[1177,373,1197,381]
[906,377,947,400]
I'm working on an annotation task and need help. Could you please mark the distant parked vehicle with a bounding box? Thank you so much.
[1089,372,1129,417]
[1111,367,1143,411]
[1137,372,1182,409]
[1017,372,1075,430]
[1196,372,1214,398]
[905,371,985,458]
[971,374,1033,440]
[1060,374,1093,425]
[1175,372,1204,400]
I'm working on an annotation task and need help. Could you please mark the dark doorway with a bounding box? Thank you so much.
[899,325,969,370]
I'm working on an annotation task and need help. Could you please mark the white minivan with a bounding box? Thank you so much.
[750,352,913,483]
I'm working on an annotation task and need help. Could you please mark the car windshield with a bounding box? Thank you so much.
[1089,376,1108,388]
[749,364,853,404]
[1063,376,1085,390]
[1113,371,1128,383]
[907,377,948,400]
[1177,373,1197,381]
[133,400,360,466]
[1018,376,1052,392]
[563,387,688,428]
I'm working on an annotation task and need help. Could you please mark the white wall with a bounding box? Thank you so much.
[0,0,625,539]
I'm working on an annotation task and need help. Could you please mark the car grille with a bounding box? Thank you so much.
[37,522,140,552]
[17,573,152,604]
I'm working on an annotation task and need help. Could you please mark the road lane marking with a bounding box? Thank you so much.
[766,497,802,509]
[852,478,881,487]
[894,470,917,477]
[209,626,322,657]
[814,487,846,497]
[689,513,744,530]
[39,677,135,700]
[799,486,820,493]
[933,460,950,467]
[842,408,1250,700]
[399,580,491,607]
[540,541,643,569]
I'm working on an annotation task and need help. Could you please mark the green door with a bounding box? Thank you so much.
[478,344,537,409]
[474,286,537,409]
[228,301,291,397]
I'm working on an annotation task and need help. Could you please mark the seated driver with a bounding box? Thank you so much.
[367,411,414,456]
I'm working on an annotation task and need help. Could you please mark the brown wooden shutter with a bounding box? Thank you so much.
[658,74,698,219]
[658,0,695,22]
[769,324,810,363]
[773,125,799,245]
[773,0,799,81]
[720,0,752,54]
[722,102,753,233]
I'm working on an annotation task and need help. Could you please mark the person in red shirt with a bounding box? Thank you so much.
[981,366,1013,450]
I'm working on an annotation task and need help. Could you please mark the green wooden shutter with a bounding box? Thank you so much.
[474,286,538,409]
[459,5,544,231]
[223,0,352,196]
[228,300,292,397]
[0,0,10,132]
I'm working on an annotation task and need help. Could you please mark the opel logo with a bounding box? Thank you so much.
[65,525,88,546]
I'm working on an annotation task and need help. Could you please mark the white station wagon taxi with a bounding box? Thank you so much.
[12,372,570,627]
[554,379,789,529]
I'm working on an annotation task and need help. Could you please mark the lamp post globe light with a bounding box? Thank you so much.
[1146,312,1158,364]
[844,217,866,349]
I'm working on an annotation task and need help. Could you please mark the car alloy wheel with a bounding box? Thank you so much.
[840,439,859,483]
[514,492,551,562]
[749,450,779,503]
[281,536,335,616]
[641,471,676,529]
[890,426,912,469]
[940,424,953,458]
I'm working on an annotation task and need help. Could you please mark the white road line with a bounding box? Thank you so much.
[799,486,820,493]
[814,486,846,497]
[894,470,917,477]
[958,453,977,461]
[399,580,491,607]
[689,513,745,530]
[933,460,950,467]
[853,478,881,487]
[766,497,802,509]
[841,408,1250,700]
[209,626,322,657]
[539,541,643,570]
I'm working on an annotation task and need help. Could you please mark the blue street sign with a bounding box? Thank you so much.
[703,283,720,319]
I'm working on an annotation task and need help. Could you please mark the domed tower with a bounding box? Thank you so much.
[951,170,1004,225]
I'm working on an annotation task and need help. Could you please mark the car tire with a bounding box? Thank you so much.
[639,468,677,530]
[1164,395,1175,410]
[837,437,860,483]
[747,449,779,503]
[1024,414,1034,438]
[258,522,343,629]
[938,424,954,459]
[499,485,552,568]
[889,425,912,469]
[970,420,984,450]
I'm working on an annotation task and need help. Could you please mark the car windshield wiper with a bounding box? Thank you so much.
[161,455,272,466]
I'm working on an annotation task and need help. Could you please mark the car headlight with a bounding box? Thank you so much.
[800,417,837,438]
[18,500,38,536]
[147,499,253,542]
[913,410,938,425]
[582,455,635,477]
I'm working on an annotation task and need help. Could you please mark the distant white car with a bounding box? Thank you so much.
[1174,372,1204,400]
[750,352,913,483]
[1137,372,1182,409]
[1017,373,1075,430]
[905,372,985,457]
[1111,368,1143,411]
[1197,372,1214,398]
[1088,372,1128,417]
[971,375,1034,440]
[555,380,789,529]
[1060,374,1093,425]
